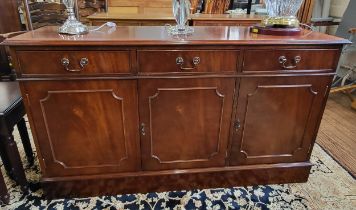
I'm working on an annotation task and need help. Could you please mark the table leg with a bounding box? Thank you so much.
[17,118,34,166]
[0,130,28,191]
[0,141,13,179]
[0,172,9,204]
[247,0,252,14]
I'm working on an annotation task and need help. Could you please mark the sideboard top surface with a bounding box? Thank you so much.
[4,26,349,46]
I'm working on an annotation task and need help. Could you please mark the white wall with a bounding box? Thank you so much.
[329,0,350,18]
[313,0,350,34]
[328,0,350,34]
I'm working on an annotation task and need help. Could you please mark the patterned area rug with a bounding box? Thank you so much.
[0,125,355,209]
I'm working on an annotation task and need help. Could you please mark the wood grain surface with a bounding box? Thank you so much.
[3,26,349,46]
[317,93,356,177]
[5,25,349,197]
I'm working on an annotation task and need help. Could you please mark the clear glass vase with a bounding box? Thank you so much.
[167,0,193,35]
[263,0,303,27]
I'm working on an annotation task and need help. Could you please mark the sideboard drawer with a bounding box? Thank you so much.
[17,51,132,75]
[243,49,340,73]
[138,50,239,73]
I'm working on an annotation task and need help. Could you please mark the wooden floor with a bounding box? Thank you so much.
[317,92,356,177]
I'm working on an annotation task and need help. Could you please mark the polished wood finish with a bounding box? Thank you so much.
[42,163,312,198]
[4,26,347,46]
[230,76,333,165]
[139,78,234,170]
[242,48,340,73]
[4,26,351,47]
[4,26,348,198]
[138,50,239,73]
[21,80,140,177]
[17,50,132,76]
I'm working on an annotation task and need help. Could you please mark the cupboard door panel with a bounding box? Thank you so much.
[230,76,332,165]
[23,80,140,176]
[139,78,235,170]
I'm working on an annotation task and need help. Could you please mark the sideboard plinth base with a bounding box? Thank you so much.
[41,162,312,199]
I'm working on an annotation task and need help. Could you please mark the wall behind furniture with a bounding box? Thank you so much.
[329,0,350,34]
[312,0,350,34]
[330,0,349,17]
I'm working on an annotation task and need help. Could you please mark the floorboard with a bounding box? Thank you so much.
[317,92,356,177]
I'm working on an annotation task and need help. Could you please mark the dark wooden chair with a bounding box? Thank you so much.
[0,172,9,204]
[0,32,33,204]
[0,82,34,204]
[23,1,67,30]
[0,31,25,81]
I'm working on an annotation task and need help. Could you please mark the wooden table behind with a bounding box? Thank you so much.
[87,13,265,26]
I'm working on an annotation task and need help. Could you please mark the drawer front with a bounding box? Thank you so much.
[243,49,340,73]
[138,50,239,73]
[17,51,132,75]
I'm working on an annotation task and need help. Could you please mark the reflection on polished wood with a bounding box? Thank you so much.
[4,26,349,198]
[4,26,347,46]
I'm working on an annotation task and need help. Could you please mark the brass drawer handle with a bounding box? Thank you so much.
[61,57,89,72]
[278,55,301,69]
[176,56,200,70]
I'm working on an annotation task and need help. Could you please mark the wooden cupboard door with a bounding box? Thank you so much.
[22,80,140,177]
[230,76,332,165]
[139,78,235,170]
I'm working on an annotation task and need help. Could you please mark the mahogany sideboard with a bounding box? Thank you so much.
[4,26,348,198]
